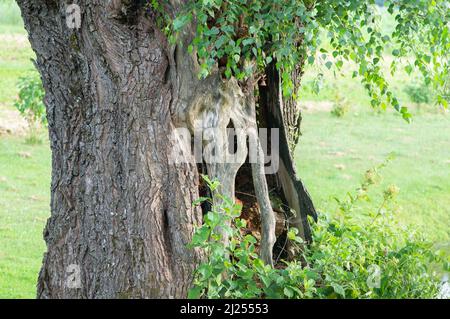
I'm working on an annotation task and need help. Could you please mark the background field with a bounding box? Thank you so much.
[0,1,448,298]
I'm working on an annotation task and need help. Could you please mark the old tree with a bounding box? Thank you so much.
[16,0,448,298]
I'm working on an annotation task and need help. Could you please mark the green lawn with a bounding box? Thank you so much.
[0,135,50,298]
[0,1,448,298]
[0,0,33,110]
[295,111,450,243]
[0,36,35,108]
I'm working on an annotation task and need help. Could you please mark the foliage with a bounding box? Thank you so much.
[404,81,432,105]
[14,71,46,125]
[189,167,447,299]
[330,90,350,118]
[14,70,46,143]
[165,0,450,120]
[313,157,444,299]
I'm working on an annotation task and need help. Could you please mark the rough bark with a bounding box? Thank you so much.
[18,0,203,298]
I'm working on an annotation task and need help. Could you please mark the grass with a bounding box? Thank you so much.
[0,39,35,107]
[0,0,47,298]
[0,135,50,298]
[295,111,450,242]
[0,1,448,298]
[298,53,437,111]
[0,1,33,109]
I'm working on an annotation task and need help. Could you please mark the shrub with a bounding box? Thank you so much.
[404,81,432,105]
[189,165,446,299]
[330,89,350,118]
[14,70,46,143]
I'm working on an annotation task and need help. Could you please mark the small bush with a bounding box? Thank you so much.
[14,70,46,143]
[189,165,446,299]
[404,81,432,105]
[330,92,350,118]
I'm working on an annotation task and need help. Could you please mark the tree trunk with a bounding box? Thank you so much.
[17,0,316,298]
[18,0,204,298]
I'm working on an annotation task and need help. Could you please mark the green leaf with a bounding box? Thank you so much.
[242,38,255,46]
[405,65,413,75]
[287,228,298,240]
[193,197,209,206]
[188,285,203,299]
[331,283,346,297]
[284,287,294,298]
[173,13,192,31]
[191,227,210,246]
